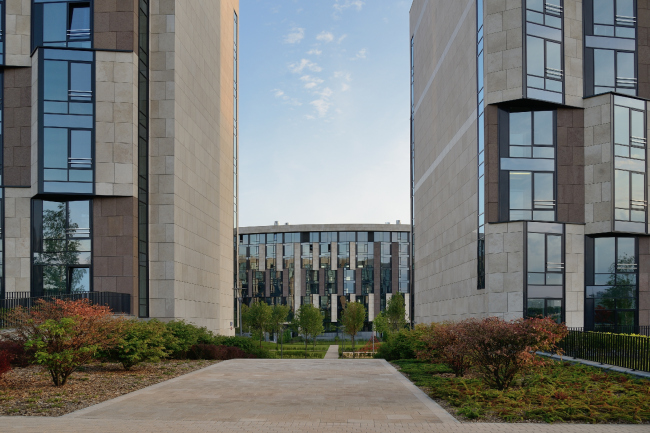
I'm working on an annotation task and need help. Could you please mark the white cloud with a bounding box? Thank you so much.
[341,83,350,91]
[307,48,322,55]
[316,31,334,43]
[310,87,333,117]
[337,34,348,43]
[354,48,367,59]
[284,27,305,44]
[334,71,352,91]
[272,89,302,106]
[333,0,365,13]
[289,59,322,73]
[300,75,324,89]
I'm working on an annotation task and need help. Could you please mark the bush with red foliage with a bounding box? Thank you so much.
[417,322,471,377]
[188,344,256,360]
[0,340,30,367]
[360,336,381,352]
[7,299,124,386]
[0,350,11,380]
[461,317,568,390]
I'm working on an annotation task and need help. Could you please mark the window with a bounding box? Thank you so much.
[356,242,374,268]
[252,271,265,297]
[584,0,637,96]
[0,1,5,64]
[500,109,556,222]
[306,270,319,295]
[476,1,485,289]
[40,49,94,194]
[586,237,638,329]
[32,200,92,295]
[343,269,355,295]
[337,242,350,269]
[301,242,312,269]
[525,0,564,103]
[613,96,647,233]
[266,244,276,269]
[319,243,330,269]
[525,222,564,323]
[374,232,390,242]
[338,232,355,242]
[33,0,92,49]
[270,270,282,297]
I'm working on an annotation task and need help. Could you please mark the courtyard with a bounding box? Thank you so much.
[0,359,648,433]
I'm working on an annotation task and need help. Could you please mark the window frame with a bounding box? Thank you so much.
[32,0,94,52]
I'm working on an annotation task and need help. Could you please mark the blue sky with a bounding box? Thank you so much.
[239,0,411,227]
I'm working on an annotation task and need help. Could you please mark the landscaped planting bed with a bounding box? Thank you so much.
[394,359,650,423]
[0,360,217,417]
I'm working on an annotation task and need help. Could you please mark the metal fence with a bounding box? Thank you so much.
[1,292,132,328]
[559,328,650,373]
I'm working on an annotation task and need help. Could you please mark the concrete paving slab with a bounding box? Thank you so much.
[0,359,648,433]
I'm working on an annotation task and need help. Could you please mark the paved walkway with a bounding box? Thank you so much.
[0,359,648,433]
[323,345,339,359]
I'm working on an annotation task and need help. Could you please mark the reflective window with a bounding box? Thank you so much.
[32,200,92,295]
[33,0,92,49]
[476,2,485,289]
[585,0,637,96]
[0,1,5,64]
[586,237,638,329]
[613,97,647,231]
[525,0,564,103]
[501,110,556,222]
[525,223,564,323]
[40,49,94,194]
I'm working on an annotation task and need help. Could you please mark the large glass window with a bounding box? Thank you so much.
[0,1,5,64]
[32,200,92,295]
[33,0,92,49]
[584,0,637,96]
[586,237,638,329]
[40,49,94,194]
[525,0,563,103]
[500,110,556,222]
[337,242,350,269]
[138,0,150,317]
[613,96,647,233]
[525,222,564,323]
[476,0,485,290]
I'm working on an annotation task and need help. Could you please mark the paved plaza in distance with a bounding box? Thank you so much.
[0,359,648,433]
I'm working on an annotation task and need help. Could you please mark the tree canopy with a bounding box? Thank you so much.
[340,301,366,358]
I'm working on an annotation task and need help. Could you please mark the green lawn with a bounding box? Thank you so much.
[259,341,332,359]
[393,359,650,423]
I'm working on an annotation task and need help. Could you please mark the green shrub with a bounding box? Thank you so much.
[102,319,174,370]
[165,320,216,358]
[375,329,419,361]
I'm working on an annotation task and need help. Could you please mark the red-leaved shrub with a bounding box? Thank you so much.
[360,336,381,352]
[417,322,471,377]
[188,344,256,360]
[0,340,30,367]
[461,317,568,389]
[0,350,12,380]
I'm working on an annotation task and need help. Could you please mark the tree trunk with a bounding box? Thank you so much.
[352,335,355,359]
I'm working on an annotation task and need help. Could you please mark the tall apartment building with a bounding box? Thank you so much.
[0,0,238,334]
[410,0,649,329]
[238,224,411,331]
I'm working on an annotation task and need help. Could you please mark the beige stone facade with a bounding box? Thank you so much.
[411,0,650,328]
[1,0,238,336]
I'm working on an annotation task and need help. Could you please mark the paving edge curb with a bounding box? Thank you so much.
[61,360,230,419]
[381,360,460,424]
[537,352,650,379]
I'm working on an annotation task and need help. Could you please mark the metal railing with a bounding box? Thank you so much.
[1,292,132,328]
[559,327,650,373]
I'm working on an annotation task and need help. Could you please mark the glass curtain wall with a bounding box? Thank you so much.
[586,236,638,329]
[613,95,647,233]
[138,0,150,317]
[525,222,564,323]
[476,0,486,289]
[584,0,637,96]
[32,0,92,50]
[32,200,92,296]
[500,110,557,222]
[524,0,564,103]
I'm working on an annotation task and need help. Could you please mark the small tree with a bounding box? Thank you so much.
[244,300,272,347]
[340,301,366,358]
[386,292,407,332]
[269,304,290,350]
[296,304,324,353]
[372,311,389,339]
